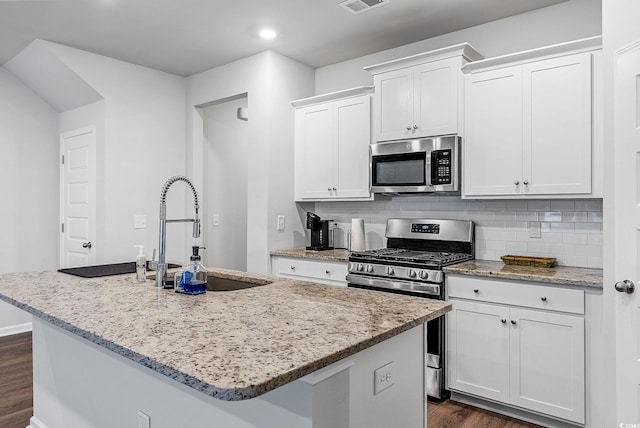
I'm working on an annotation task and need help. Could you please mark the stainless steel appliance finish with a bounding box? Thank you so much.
[347,218,474,400]
[370,135,460,194]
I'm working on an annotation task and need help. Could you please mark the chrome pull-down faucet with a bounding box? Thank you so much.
[157,175,201,288]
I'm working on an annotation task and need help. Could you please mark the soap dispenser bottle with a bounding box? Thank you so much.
[134,245,146,282]
[176,246,207,294]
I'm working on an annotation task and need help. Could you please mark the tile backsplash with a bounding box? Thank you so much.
[314,196,603,269]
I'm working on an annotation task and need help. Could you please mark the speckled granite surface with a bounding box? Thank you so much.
[270,248,350,262]
[0,267,448,401]
[444,260,603,288]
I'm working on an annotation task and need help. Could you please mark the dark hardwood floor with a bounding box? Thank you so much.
[428,399,543,428]
[0,331,540,428]
[0,332,33,428]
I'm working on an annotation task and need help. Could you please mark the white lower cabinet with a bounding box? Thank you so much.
[271,256,348,287]
[447,275,585,424]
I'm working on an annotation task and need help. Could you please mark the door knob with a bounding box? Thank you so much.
[82,241,92,249]
[615,279,635,294]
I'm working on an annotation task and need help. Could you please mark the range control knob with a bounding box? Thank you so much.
[386,266,395,276]
[408,269,417,278]
[419,271,429,280]
[366,265,374,273]
[348,262,354,272]
[357,264,364,272]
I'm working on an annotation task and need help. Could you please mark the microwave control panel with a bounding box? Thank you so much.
[431,149,452,185]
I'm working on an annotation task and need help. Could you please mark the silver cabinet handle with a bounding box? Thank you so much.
[332,187,337,191]
[523,180,529,185]
[325,270,331,275]
[473,289,479,293]
[290,266,296,271]
[413,124,418,130]
[615,279,635,294]
[511,320,517,325]
[82,242,92,249]
[541,296,547,302]
[327,187,331,191]
[514,180,520,186]
[406,126,412,131]
[501,319,507,324]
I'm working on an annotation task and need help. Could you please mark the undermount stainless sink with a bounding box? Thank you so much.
[206,276,271,292]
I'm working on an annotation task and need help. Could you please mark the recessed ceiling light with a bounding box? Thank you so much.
[258,28,277,40]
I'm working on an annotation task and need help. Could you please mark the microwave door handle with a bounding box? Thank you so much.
[425,151,433,186]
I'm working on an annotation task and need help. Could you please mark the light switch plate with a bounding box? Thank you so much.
[277,215,285,231]
[212,214,220,227]
[373,361,395,395]
[134,215,147,229]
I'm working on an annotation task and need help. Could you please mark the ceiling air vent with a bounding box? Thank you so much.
[339,0,390,15]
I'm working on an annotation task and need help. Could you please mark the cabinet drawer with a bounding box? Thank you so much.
[271,256,348,286]
[447,275,584,315]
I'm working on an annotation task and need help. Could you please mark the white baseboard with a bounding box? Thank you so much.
[0,322,32,337]
[28,416,47,428]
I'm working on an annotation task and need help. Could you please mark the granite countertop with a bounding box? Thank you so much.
[444,260,603,288]
[270,248,350,262]
[0,267,449,401]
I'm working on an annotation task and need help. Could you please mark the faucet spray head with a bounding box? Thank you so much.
[193,218,201,238]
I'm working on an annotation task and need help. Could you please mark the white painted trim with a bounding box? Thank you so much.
[0,322,32,337]
[299,357,355,385]
[28,416,47,428]
[364,43,484,74]
[291,86,374,108]
[463,36,603,73]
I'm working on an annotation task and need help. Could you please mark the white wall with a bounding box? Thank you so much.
[0,66,59,333]
[187,51,315,274]
[316,0,602,93]
[202,97,248,271]
[41,42,189,265]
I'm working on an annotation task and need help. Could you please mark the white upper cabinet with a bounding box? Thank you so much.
[365,44,483,142]
[463,37,602,198]
[292,86,374,202]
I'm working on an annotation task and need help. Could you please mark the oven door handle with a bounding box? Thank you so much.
[346,274,441,297]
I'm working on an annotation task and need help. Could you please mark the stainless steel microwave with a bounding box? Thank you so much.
[370,135,460,194]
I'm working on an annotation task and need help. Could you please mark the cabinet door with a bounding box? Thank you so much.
[414,58,458,137]
[295,105,334,200]
[447,299,510,402]
[509,308,585,423]
[334,96,371,198]
[463,66,523,196]
[372,68,414,142]
[523,53,592,195]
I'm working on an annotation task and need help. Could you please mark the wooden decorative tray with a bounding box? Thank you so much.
[500,255,556,268]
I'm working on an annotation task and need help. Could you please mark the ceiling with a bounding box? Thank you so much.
[0,0,568,77]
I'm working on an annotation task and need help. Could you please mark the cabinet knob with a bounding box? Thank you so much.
[327,187,331,191]
[290,266,296,271]
[501,319,507,324]
[325,270,331,275]
[332,187,337,191]
[406,126,412,131]
[523,180,529,185]
[473,289,479,293]
[413,124,418,130]
[541,296,547,302]
[511,320,517,325]
[514,180,520,186]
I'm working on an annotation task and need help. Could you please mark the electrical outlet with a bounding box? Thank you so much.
[138,411,150,428]
[528,221,541,238]
[212,214,220,227]
[134,215,147,229]
[373,361,395,395]
[277,215,285,231]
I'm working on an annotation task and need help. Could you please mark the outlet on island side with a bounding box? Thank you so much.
[373,361,395,395]
[138,410,150,428]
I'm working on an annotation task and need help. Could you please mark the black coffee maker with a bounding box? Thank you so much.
[306,212,333,251]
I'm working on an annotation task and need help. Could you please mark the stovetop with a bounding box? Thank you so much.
[350,248,473,268]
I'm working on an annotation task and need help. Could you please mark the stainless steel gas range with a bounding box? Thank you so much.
[346,218,475,400]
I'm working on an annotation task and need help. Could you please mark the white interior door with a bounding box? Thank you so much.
[60,127,96,268]
[613,41,640,423]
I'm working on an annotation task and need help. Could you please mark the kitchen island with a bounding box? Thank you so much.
[0,268,449,428]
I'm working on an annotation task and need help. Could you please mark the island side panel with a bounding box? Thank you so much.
[30,318,427,428]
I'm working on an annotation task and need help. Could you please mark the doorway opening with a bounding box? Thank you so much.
[200,95,249,271]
